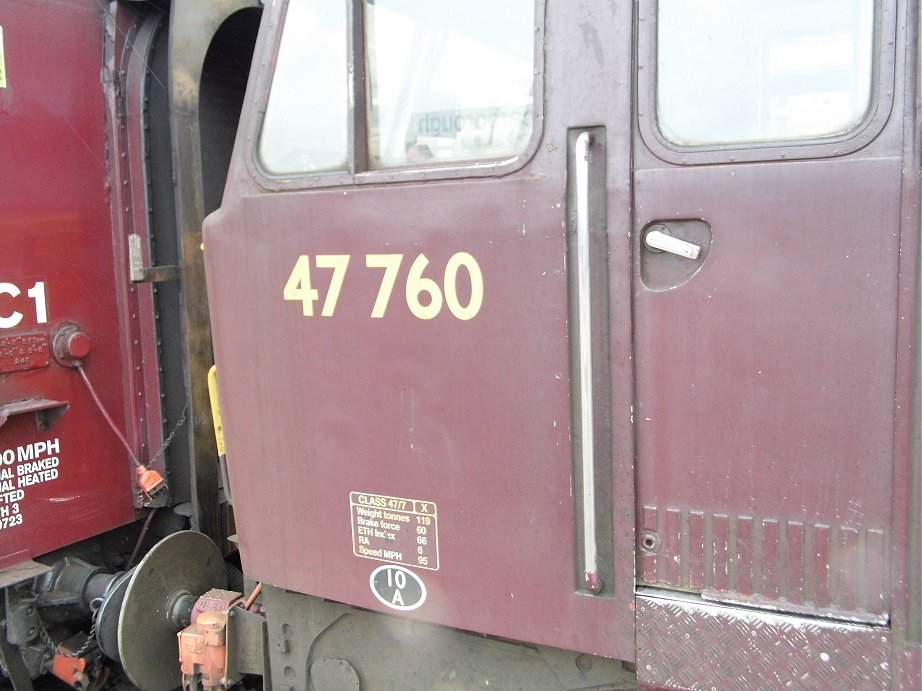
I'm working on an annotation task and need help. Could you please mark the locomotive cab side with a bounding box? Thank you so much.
[0,0,918,689]
[203,0,921,688]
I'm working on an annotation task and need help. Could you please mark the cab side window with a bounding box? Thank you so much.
[258,0,348,175]
[257,0,537,178]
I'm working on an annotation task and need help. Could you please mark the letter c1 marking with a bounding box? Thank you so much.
[0,283,22,329]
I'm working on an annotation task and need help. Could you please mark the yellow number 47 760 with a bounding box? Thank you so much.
[283,253,483,321]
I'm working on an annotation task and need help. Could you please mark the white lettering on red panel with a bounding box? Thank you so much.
[0,280,48,329]
[0,438,64,530]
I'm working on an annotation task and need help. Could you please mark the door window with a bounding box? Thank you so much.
[656,0,874,146]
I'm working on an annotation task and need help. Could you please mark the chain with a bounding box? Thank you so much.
[148,405,188,465]
[39,624,56,658]
[70,613,98,658]
[8,612,96,675]
[33,596,102,661]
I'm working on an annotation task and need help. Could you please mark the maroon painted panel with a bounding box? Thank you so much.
[630,6,922,676]
[633,155,902,622]
[207,0,636,661]
[0,0,137,565]
[210,179,623,657]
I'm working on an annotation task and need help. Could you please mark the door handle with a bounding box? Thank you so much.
[574,131,602,594]
[644,226,701,260]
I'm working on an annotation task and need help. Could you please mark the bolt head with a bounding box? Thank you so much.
[52,324,91,364]
[65,330,91,359]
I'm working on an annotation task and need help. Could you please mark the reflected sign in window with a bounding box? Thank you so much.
[365,0,535,168]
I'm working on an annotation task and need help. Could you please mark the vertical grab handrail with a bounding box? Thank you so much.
[575,132,601,594]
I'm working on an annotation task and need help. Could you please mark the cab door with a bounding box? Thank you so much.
[632,0,910,673]
[206,0,636,660]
